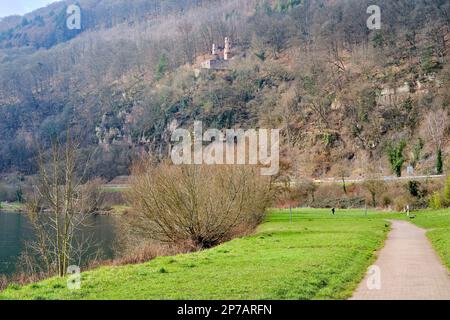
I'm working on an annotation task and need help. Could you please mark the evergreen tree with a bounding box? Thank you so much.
[387,141,406,177]
[156,54,168,80]
[436,148,443,175]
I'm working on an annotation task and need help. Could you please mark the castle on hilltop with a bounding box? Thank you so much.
[200,37,234,70]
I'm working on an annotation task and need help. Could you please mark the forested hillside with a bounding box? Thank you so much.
[0,0,449,180]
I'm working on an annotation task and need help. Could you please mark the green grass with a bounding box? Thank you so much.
[0,209,391,300]
[0,201,25,212]
[102,186,129,193]
[109,205,131,215]
[1,208,448,300]
[407,209,450,269]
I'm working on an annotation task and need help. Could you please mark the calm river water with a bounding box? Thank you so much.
[0,211,117,277]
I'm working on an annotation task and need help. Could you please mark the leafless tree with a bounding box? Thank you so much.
[363,168,385,208]
[125,159,274,249]
[26,132,97,277]
[334,164,351,194]
[425,108,449,151]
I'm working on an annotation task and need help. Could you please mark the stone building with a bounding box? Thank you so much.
[200,37,234,70]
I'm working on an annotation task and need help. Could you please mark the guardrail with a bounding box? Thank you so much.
[101,175,445,190]
[313,175,445,184]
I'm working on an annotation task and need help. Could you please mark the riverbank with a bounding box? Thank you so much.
[0,203,128,216]
[98,205,131,216]
[0,209,391,300]
[1,208,447,300]
[0,211,117,280]
[0,202,25,213]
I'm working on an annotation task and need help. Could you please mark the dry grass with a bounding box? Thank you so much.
[1,244,183,291]
[88,243,184,268]
[0,272,49,291]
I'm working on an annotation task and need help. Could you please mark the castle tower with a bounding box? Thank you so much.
[224,37,232,60]
[212,43,216,55]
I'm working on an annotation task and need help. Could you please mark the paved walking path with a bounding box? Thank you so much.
[351,220,450,300]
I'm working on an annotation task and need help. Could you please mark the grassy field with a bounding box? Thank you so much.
[0,208,448,300]
[102,186,129,193]
[0,209,391,300]
[0,201,25,212]
[407,209,450,268]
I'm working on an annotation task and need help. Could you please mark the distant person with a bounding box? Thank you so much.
[331,208,336,215]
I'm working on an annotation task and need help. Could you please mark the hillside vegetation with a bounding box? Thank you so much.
[0,0,449,179]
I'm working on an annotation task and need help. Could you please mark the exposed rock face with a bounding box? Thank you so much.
[377,76,438,106]
[95,110,181,155]
[378,82,411,106]
[96,112,133,151]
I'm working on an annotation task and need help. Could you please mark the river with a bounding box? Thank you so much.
[0,211,117,277]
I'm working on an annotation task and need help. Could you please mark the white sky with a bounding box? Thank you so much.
[0,0,57,18]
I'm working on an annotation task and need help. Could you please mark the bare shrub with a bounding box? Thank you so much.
[113,244,172,266]
[393,194,413,212]
[125,160,274,249]
[308,183,364,208]
[363,178,386,208]
[0,251,50,291]
[103,191,126,207]
[0,184,17,202]
[78,178,106,214]
[315,184,345,201]
[0,273,49,291]
[282,180,367,209]
[96,243,186,268]
[292,179,318,206]
[0,275,8,291]
[362,166,386,208]
[274,178,301,208]
[381,193,393,208]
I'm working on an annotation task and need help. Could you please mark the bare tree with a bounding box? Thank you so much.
[425,108,448,151]
[425,108,449,174]
[26,132,96,277]
[363,169,385,208]
[334,164,351,194]
[177,21,196,65]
